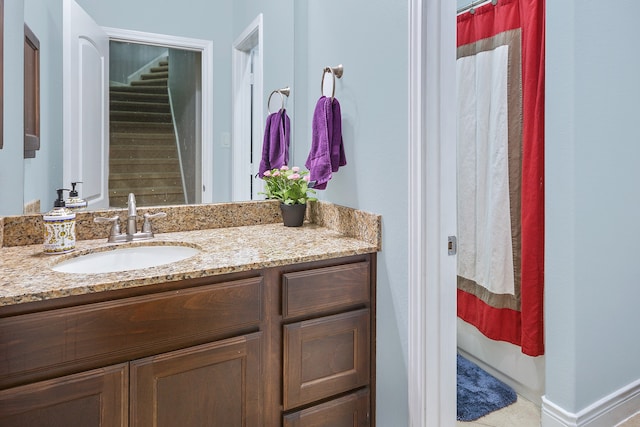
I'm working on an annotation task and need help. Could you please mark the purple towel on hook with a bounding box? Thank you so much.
[259,109,290,177]
[305,96,346,189]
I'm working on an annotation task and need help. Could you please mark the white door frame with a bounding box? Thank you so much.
[231,14,264,201]
[407,0,457,426]
[103,27,214,204]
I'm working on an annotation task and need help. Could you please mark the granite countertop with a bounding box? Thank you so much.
[0,201,381,307]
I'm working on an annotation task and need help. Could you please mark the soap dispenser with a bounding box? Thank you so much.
[43,189,76,254]
[66,181,88,211]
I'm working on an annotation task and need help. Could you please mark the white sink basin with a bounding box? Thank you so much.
[52,245,201,274]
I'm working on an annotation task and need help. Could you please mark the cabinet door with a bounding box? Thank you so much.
[283,388,370,427]
[283,309,370,410]
[0,363,128,427]
[130,332,262,427]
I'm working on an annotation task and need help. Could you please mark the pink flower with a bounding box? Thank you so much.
[303,175,310,182]
[273,170,280,176]
[289,173,301,180]
[292,166,300,172]
[280,165,289,171]
[263,170,271,177]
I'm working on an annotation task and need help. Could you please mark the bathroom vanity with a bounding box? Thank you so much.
[0,201,380,427]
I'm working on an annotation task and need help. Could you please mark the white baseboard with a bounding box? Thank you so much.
[542,378,640,427]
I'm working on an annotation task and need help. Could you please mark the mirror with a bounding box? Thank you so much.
[4,0,294,215]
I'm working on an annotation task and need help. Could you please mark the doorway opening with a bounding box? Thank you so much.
[108,41,200,207]
[231,14,264,201]
[105,28,213,207]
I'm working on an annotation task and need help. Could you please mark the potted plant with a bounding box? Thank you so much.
[261,166,317,226]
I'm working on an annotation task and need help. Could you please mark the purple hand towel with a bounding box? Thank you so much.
[305,96,346,189]
[259,109,291,177]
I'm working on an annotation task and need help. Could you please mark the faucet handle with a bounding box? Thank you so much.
[142,212,167,233]
[94,216,121,237]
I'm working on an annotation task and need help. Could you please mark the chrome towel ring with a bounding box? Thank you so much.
[267,86,291,114]
[320,64,344,101]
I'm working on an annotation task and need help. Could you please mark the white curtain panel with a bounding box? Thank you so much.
[456,44,515,296]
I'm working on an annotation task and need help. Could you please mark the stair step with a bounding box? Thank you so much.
[110,145,178,159]
[110,85,167,95]
[110,92,169,104]
[141,71,168,80]
[110,111,172,123]
[150,65,169,73]
[159,60,169,67]
[109,173,183,190]
[114,187,184,196]
[110,100,170,113]
[109,171,182,180]
[109,187,184,208]
[131,78,168,87]
[110,134,176,147]
[110,159,181,174]
[110,121,174,133]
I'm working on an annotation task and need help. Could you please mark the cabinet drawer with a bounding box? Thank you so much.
[283,309,370,410]
[282,262,370,320]
[0,277,262,388]
[283,388,370,427]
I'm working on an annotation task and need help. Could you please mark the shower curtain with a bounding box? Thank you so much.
[456,0,545,356]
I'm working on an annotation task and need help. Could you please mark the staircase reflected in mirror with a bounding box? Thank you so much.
[109,56,186,208]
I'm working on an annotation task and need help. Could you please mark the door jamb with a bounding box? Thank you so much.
[407,0,457,425]
[231,14,264,201]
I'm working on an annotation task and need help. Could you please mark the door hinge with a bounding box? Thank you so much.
[447,236,457,256]
[249,72,255,85]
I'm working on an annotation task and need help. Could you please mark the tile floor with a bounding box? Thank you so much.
[456,395,540,427]
[455,396,640,427]
[619,413,640,427]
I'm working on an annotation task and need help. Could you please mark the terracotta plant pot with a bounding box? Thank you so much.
[280,203,306,227]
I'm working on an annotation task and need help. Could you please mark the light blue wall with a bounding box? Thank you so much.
[109,42,167,84]
[169,48,200,204]
[23,0,64,213]
[0,0,25,216]
[1,0,62,216]
[294,0,409,424]
[546,0,640,414]
[231,0,294,122]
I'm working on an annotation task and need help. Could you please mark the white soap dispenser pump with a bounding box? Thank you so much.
[66,181,88,211]
[43,189,76,254]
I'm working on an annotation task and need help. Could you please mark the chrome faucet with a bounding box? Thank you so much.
[127,193,138,237]
[94,193,167,243]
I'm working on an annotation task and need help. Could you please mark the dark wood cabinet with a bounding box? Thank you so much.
[283,309,370,410]
[0,254,376,426]
[283,389,371,427]
[281,260,375,426]
[130,333,262,427]
[0,363,128,427]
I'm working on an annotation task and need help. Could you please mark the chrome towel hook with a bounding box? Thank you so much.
[321,64,344,101]
[267,86,290,114]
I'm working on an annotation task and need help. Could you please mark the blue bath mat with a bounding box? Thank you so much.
[457,354,517,421]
